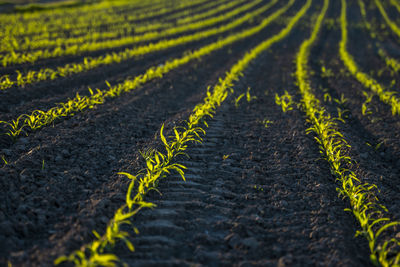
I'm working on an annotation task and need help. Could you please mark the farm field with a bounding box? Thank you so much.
[1,0,400,266]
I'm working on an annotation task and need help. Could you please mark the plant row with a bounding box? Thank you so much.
[0,0,262,67]
[295,0,400,265]
[0,0,293,140]
[55,1,311,265]
[0,0,231,54]
[0,0,280,90]
[0,0,202,46]
[356,0,400,76]
[338,0,400,116]
[374,0,400,39]
[0,0,236,54]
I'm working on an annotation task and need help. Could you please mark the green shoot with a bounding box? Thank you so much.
[1,155,8,165]
[262,119,273,128]
[275,90,294,112]
[246,87,257,102]
[234,93,245,108]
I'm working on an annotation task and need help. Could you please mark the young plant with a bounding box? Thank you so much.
[246,87,257,102]
[362,91,374,116]
[275,90,294,112]
[262,119,273,128]
[234,93,245,108]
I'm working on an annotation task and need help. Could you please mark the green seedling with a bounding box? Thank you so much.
[235,87,257,107]
[336,107,348,122]
[1,155,8,165]
[324,92,332,102]
[253,185,264,192]
[246,87,257,102]
[366,141,384,151]
[321,65,334,78]
[262,119,273,128]
[234,93,245,108]
[362,91,374,116]
[275,90,294,112]
[334,93,348,106]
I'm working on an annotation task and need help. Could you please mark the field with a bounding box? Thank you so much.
[0,0,400,266]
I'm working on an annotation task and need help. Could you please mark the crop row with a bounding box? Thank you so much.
[0,0,169,27]
[0,0,154,37]
[295,0,400,265]
[55,1,311,265]
[0,0,233,52]
[0,0,151,23]
[0,0,289,138]
[0,0,237,54]
[0,0,202,45]
[338,0,400,116]
[0,0,280,90]
[374,0,400,39]
[0,0,262,67]
[357,0,400,77]
[0,0,211,62]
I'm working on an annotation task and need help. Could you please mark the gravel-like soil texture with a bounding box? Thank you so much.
[1,0,399,266]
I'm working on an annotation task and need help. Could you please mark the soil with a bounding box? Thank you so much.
[1,0,399,266]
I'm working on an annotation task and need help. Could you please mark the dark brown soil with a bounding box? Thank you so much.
[1,0,399,266]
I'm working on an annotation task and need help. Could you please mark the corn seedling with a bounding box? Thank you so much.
[234,93,245,108]
[253,185,264,192]
[334,93,348,106]
[321,65,334,78]
[362,91,374,116]
[275,90,294,113]
[324,92,332,102]
[1,155,8,166]
[246,87,257,102]
[262,119,273,128]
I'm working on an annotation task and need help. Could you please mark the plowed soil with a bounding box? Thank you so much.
[1,0,399,266]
